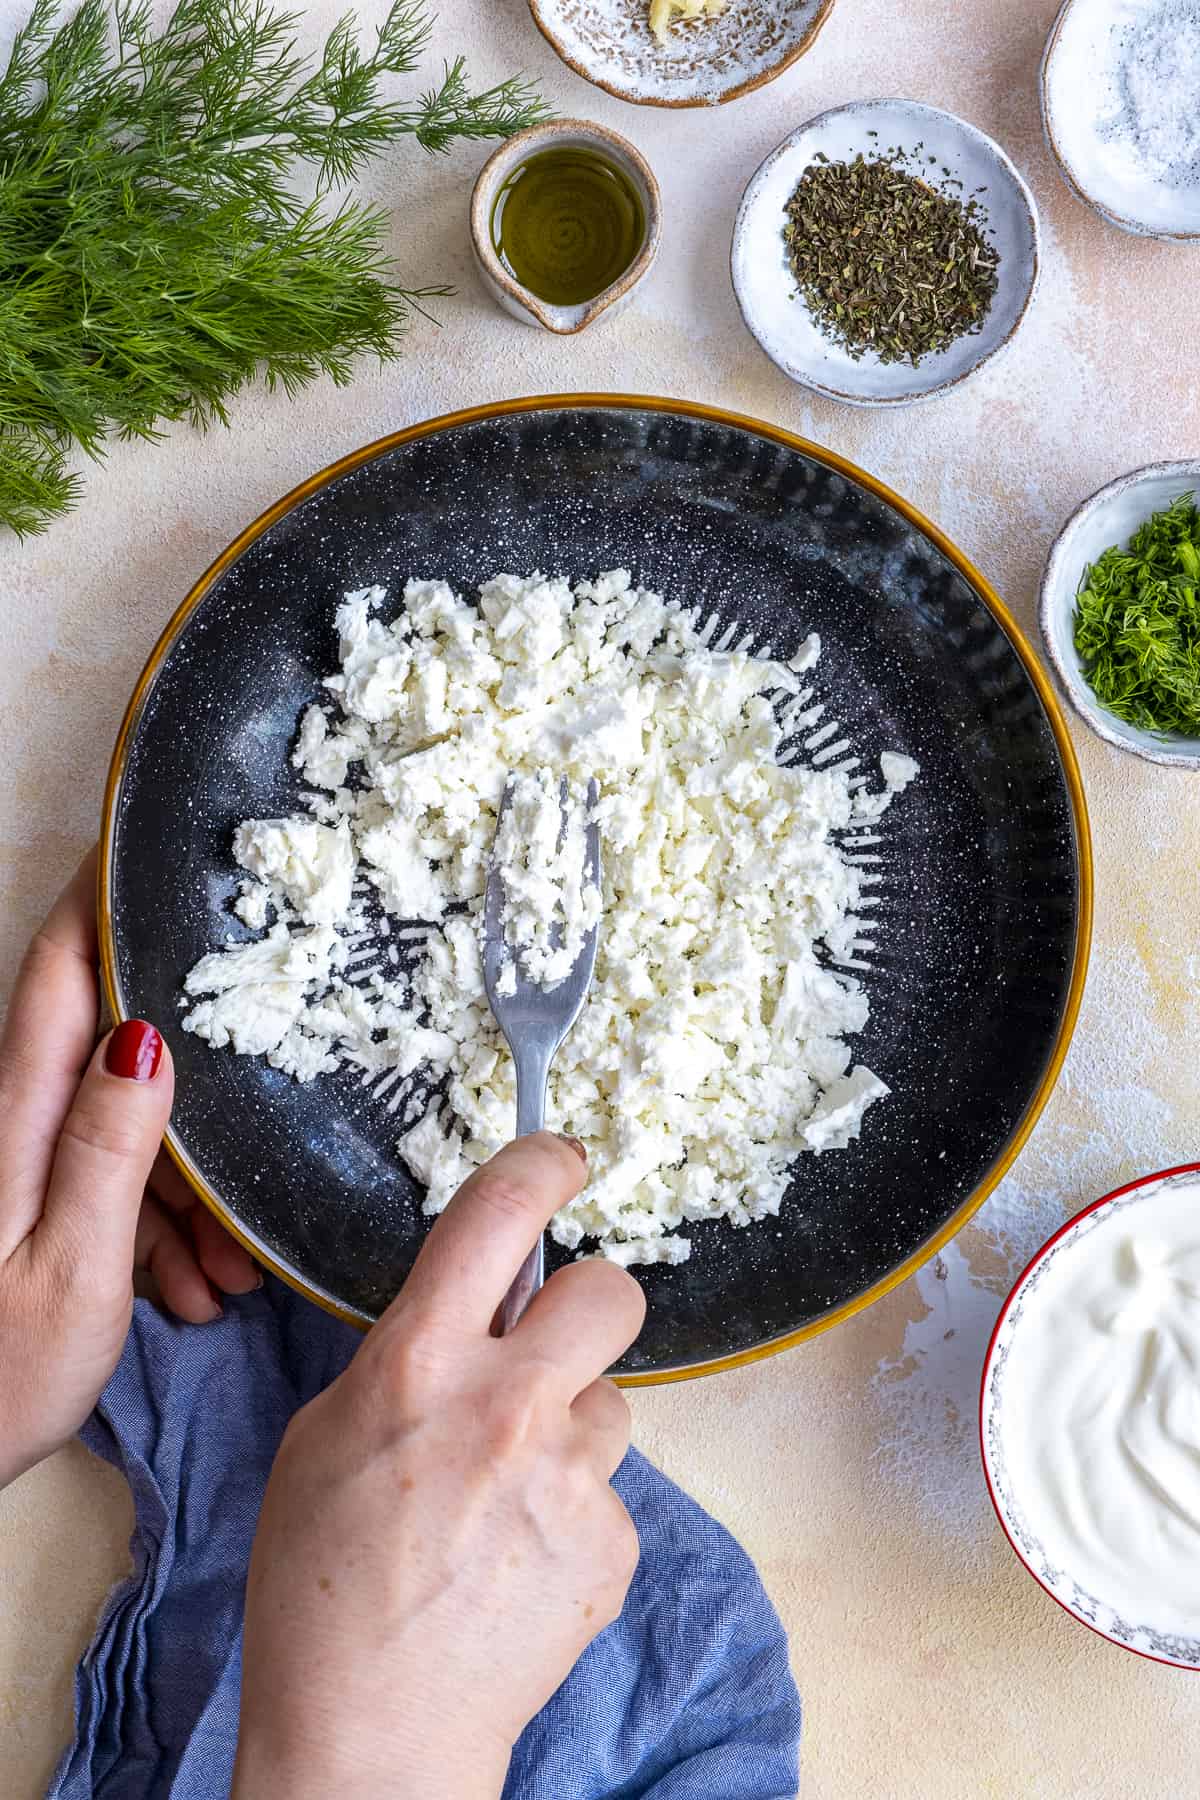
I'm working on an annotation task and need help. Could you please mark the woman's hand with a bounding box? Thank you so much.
[0,852,260,1488]
[234,1132,646,1800]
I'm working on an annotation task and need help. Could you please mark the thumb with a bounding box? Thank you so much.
[39,1020,175,1282]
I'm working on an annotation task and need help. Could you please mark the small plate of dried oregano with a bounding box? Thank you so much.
[731,99,1040,407]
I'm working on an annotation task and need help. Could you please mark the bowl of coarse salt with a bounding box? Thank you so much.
[982,1164,1200,1669]
[1041,0,1200,240]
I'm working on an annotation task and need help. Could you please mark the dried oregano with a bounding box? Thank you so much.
[783,147,1001,366]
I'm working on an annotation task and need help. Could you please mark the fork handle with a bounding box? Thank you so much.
[499,1045,551,1334]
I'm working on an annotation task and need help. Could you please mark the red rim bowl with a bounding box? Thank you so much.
[980,1161,1200,1670]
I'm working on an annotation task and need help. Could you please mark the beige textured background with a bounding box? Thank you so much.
[2,0,1199,1792]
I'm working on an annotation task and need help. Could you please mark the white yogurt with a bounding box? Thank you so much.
[1003,1177,1200,1633]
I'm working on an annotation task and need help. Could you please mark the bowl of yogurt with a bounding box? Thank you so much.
[982,1165,1200,1668]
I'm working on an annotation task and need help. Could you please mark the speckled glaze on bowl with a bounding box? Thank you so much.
[731,100,1041,407]
[470,120,661,334]
[1039,460,1200,768]
[528,0,836,108]
[982,1164,1200,1670]
[1041,0,1200,241]
[100,396,1090,1382]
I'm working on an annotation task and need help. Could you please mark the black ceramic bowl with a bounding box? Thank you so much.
[100,397,1091,1382]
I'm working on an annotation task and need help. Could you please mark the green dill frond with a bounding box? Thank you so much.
[0,431,83,538]
[0,0,549,537]
[1074,492,1200,736]
[415,59,551,154]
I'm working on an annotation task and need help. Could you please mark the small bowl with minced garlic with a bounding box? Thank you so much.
[1039,461,1200,768]
[527,0,837,109]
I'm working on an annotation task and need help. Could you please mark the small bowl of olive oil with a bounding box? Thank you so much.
[471,121,661,334]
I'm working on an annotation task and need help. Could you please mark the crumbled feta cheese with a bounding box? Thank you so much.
[182,570,920,1267]
[492,770,599,991]
[357,811,449,921]
[233,817,354,927]
[790,633,821,674]
[233,879,272,931]
[802,1066,891,1152]
[182,923,335,1057]
[880,751,920,794]
[292,705,364,792]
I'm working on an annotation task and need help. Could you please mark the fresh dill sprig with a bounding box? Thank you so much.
[0,0,549,536]
[1074,492,1200,736]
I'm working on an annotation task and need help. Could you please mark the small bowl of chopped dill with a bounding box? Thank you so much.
[731,99,1040,406]
[1039,462,1200,767]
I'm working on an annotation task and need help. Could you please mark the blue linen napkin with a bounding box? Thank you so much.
[48,1279,801,1799]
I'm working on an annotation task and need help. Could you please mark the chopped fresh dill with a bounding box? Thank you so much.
[0,0,549,536]
[1073,492,1200,736]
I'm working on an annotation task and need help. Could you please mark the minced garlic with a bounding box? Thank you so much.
[647,0,726,49]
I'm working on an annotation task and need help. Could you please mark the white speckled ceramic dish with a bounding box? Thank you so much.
[982,1165,1200,1671]
[1041,0,1200,240]
[730,100,1040,408]
[1039,460,1200,768]
[469,121,661,335]
[527,0,836,109]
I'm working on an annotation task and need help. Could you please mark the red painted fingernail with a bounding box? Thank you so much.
[557,1134,588,1164]
[105,1020,163,1082]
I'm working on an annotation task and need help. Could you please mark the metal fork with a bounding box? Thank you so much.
[483,773,601,1333]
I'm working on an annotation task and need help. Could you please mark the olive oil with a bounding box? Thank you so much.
[490,147,645,308]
